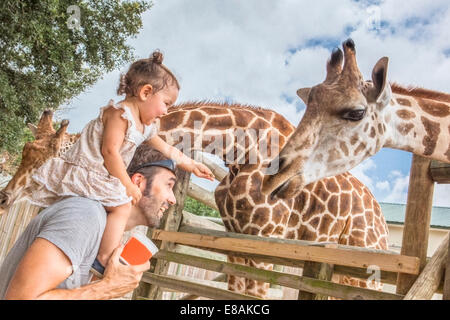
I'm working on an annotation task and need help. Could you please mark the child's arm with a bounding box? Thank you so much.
[146,135,215,181]
[102,108,142,204]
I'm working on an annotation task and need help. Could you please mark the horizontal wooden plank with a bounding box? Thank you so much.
[141,273,259,300]
[430,160,450,184]
[150,229,420,275]
[154,250,404,300]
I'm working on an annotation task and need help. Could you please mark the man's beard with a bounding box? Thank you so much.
[137,192,168,228]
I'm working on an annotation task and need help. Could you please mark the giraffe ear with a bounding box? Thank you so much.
[370,57,391,107]
[296,88,311,105]
[27,123,37,137]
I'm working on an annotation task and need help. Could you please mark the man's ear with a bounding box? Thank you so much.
[130,173,146,190]
[139,84,153,100]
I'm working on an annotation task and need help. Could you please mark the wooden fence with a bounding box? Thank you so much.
[0,156,449,300]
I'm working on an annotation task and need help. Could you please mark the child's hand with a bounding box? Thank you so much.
[126,183,142,205]
[192,162,215,181]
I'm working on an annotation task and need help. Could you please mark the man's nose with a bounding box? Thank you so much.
[168,191,176,205]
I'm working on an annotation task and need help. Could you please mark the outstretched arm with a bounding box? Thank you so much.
[146,135,214,181]
[5,239,149,300]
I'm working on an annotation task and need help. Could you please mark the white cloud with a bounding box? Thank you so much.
[375,180,390,191]
[384,171,410,204]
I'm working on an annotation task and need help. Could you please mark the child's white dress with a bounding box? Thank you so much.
[30,100,157,208]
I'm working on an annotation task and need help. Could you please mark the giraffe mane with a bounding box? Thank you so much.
[169,100,278,114]
[391,82,450,103]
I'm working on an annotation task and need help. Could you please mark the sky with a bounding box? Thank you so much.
[57,0,450,207]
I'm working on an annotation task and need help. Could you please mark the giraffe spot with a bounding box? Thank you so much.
[243,226,261,236]
[302,196,325,221]
[262,223,275,235]
[251,207,270,226]
[313,180,330,202]
[272,226,285,236]
[336,175,352,191]
[318,214,334,235]
[330,220,345,236]
[232,109,254,128]
[230,175,249,196]
[273,113,293,137]
[223,220,233,232]
[417,98,450,117]
[310,217,320,229]
[183,110,205,129]
[350,133,359,145]
[285,230,296,239]
[366,229,377,245]
[230,219,241,232]
[364,123,369,132]
[351,191,364,214]
[328,148,341,162]
[272,203,287,225]
[293,190,308,212]
[354,142,367,155]
[340,141,349,156]
[349,232,365,247]
[298,226,317,241]
[396,109,416,120]
[370,127,376,138]
[236,197,253,212]
[202,107,230,115]
[352,216,365,230]
[159,111,186,131]
[397,123,414,136]
[251,118,270,130]
[328,195,339,216]
[363,193,374,210]
[325,178,340,193]
[396,98,412,107]
[204,116,234,131]
[421,116,440,156]
[288,212,300,227]
[225,197,235,218]
[339,193,351,217]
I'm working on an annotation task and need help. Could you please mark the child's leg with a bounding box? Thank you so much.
[96,202,132,266]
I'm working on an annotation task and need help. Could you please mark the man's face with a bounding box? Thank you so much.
[137,169,177,228]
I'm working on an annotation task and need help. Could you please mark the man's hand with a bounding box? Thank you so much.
[101,245,150,298]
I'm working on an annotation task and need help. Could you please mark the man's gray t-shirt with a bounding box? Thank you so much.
[0,197,106,299]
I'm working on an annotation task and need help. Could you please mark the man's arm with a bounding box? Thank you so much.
[5,239,149,300]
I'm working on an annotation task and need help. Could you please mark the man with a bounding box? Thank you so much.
[0,148,177,299]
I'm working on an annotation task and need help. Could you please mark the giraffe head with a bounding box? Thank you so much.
[0,110,70,214]
[262,39,392,200]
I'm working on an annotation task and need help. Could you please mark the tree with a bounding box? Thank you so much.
[0,0,152,166]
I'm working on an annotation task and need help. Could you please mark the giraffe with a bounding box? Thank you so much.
[262,38,450,200]
[0,102,389,298]
[0,110,79,215]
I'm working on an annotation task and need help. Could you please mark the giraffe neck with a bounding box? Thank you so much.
[157,103,294,167]
[383,90,450,163]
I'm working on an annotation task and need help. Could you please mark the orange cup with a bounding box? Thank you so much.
[119,232,158,265]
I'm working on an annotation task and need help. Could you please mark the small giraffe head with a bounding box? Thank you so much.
[262,39,392,199]
[0,110,70,214]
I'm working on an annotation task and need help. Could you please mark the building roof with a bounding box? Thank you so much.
[380,202,450,229]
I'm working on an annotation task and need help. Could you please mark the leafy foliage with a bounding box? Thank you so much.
[0,0,151,162]
[184,197,221,218]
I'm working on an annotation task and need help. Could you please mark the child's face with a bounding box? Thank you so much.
[139,84,179,125]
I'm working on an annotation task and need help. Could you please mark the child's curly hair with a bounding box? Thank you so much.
[117,50,180,96]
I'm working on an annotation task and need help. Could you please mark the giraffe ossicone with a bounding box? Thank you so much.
[262,38,450,200]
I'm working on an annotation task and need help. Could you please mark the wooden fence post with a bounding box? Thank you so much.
[133,171,191,300]
[396,155,434,295]
[444,232,450,300]
[298,261,334,300]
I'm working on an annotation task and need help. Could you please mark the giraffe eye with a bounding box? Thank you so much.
[341,109,366,121]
